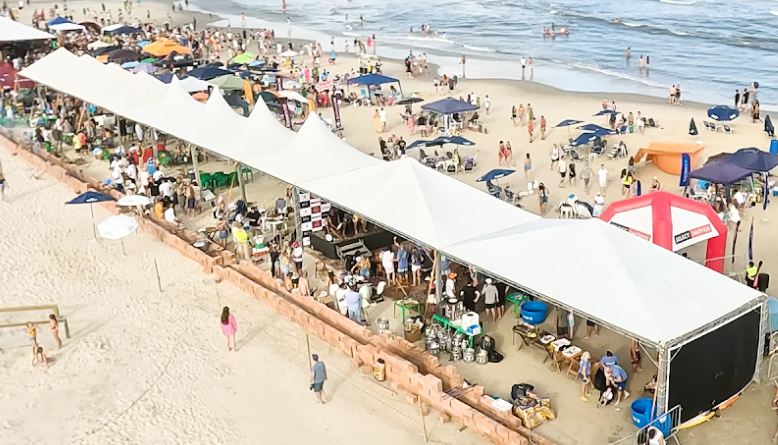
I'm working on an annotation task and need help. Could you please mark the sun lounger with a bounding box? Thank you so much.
[722,125,734,134]
[703,121,716,131]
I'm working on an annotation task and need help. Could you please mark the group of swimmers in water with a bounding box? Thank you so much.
[542,24,570,37]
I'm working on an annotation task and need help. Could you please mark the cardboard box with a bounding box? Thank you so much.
[404,328,423,343]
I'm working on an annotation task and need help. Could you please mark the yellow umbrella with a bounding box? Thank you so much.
[143,38,191,57]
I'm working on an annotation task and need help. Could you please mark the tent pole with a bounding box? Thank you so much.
[434,250,442,306]
[653,345,669,417]
[236,162,248,205]
[755,297,769,383]
[398,81,404,99]
[190,144,202,187]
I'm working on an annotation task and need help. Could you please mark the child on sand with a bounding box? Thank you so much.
[220,307,237,352]
[32,346,48,369]
[49,314,62,349]
[27,322,38,356]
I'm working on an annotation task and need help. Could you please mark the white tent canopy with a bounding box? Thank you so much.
[444,218,762,345]
[50,23,86,32]
[0,16,54,42]
[176,76,211,93]
[300,158,540,250]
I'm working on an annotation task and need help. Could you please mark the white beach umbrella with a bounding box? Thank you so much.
[276,90,308,103]
[98,215,138,240]
[87,40,112,49]
[116,195,152,206]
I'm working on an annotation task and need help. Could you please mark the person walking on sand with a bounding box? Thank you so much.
[558,157,567,188]
[579,351,592,401]
[461,54,466,78]
[524,153,533,179]
[311,354,328,404]
[505,141,514,166]
[538,182,549,217]
[528,121,534,143]
[0,172,8,200]
[498,141,507,166]
[220,306,237,352]
[597,164,608,196]
[484,95,491,115]
[550,144,560,171]
[49,314,62,349]
[540,115,547,140]
[527,103,535,122]
[518,104,526,126]
[511,105,518,126]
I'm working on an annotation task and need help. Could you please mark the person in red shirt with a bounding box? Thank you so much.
[540,116,547,140]
[528,121,534,143]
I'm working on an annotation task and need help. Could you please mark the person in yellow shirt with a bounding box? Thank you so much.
[621,169,634,198]
[154,200,164,218]
[745,261,758,288]
[233,224,251,261]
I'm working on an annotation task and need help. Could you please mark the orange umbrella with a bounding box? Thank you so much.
[191,92,209,102]
[143,38,191,57]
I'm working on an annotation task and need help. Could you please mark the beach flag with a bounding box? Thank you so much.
[679,153,691,187]
[732,229,738,264]
[748,217,754,261]
[275,76,293,129]
[764,173,770,211]
[332,92,343,129]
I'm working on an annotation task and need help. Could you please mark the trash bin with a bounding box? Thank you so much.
[520,301,548,325]
[631,398,654,429]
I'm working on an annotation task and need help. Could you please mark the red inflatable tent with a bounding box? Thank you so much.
[599,191,727,273]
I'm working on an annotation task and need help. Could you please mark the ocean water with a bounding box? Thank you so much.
[190,0,778,109]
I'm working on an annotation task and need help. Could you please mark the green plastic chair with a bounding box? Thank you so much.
[241,166,254,183]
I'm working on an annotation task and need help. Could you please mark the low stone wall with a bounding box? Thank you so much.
[0,133,558,445]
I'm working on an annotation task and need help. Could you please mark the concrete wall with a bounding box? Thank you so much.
[0,133,561,445]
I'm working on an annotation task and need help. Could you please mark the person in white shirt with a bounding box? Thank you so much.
[381,249,395,285]
[593,191,605,217]
[152,170,164,182]
[379,108,387,132]
[110,158,124,182]
[520,57,527,78]
[126,161,138,183]
[445,272,457,299]
[558,158,567,188]
[484,95,491,115]
[482,278,499,322]
[159,179,174,199]
[733,189,746,211]
[597,164,608,196]
[728,199,741,232]
[164,204,180,225]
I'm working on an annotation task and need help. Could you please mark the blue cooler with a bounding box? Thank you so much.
[770,139,777,155]
[520,301,548,325]
[631,398,653,429]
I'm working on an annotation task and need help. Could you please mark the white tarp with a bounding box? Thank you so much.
[300,158,540,250]
[177,76,211,93]
[50,23,86,32]
[252,115,382,185]
[444,218,762,344]
[0,16,54,42]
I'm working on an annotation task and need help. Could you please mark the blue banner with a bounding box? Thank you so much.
[679,153,691,187]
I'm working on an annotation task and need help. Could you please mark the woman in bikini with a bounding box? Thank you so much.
[49,314,62,349]
[518,104,526,126]
[498,141,508,166]
[524,153,533,180]
[511,105,518,127]
[505,141,514,166]
[538,183,549,217]
[27,322,38,356]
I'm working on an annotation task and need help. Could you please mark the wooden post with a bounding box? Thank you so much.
[120,239,126,256]
[190,144,202,187]
[154,259,162,292]
[306,333,312,369]
[418,399,428,442]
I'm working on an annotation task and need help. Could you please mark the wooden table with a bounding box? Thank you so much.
[552,348,583,374]
[512,325,555,364]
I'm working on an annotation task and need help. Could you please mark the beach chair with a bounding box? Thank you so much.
[617,125,627,135]
[703,121,713,131]
[463,157,475,173]
[723,125,734,134]
[503,186,519,205]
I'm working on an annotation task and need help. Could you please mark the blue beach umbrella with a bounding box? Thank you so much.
[137,40,150,47]
[476,169,515,182]
[707,105,739,122]
[578,123,611,133]
[571,132,599,147]
[121,61,139,69]
[406,136,475,150]
[594,109,618,116]
[555,119,583,128]
[248,60,266,67]
[66,190,116,219]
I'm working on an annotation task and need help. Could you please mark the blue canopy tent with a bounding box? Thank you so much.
[347,73,403,101]
[689,162,753,185]
[105,25,141,35]
[187,65,234,80]
[707,105,739,122]
[155,71,174,83]
[722,147,778,172]
[422,97,479,115]
[47,17,74,27]
[766,298,778,334]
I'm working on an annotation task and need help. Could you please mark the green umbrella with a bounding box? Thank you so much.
[232,52,258,65]
[207,75,245,91]
[257,90,279,103]
[141,57,157,63]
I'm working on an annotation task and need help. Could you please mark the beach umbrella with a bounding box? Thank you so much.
[765,115,775,138]
[594,109,618,116]
[725,147,778,172]
[188,65,234,80]
[121,61,139,69]
[66,190,116,222]
[248,60,266,68]
[571,132,599,147]
[397,97,425,105]
[689,118,698,136]
[232,52,258,65]
[280,49,299,58]
[407,139,434,150]
[87,40,112,50]
[406,136,475,150]
[208,74,245,91]
[277,90,309,103]
[137,40,150,47]
[477,169,515,182]
[155,71,174,84]
[255,65,279,72]
[132,63,157,74]
[577,123,610,133]
[707,105,739,121]
[556,119,583,136]
[103,49,142,62]
[141,57,157,63]
[258,90,280,104]
[116,195,151,206]
[98,215,138,240]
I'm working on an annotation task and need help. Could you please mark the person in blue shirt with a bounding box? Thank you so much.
[600,350,619,367]
[608,364,630,408]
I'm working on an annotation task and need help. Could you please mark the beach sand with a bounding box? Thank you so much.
[4,2,778,444]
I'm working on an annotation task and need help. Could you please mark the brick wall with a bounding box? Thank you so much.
[0,133,560,445]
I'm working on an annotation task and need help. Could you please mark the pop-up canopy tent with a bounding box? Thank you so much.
[599,191,727,273]
[689,161,754,185]
[444,218,764,423]
[0,16,55,42]
[634,142,705,175]
[714,147,778,173]
[422,97,478,115]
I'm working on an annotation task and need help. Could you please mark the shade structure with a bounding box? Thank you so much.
[689,118,698,136]
[300,158,538,250]
[477,169,515,182]
[570,132,598,147]
[445,217,754,344]
[397,96,424,105]
[407,136,474,150]
[100,49,142,62]
[97,215,138,240]
[634,142,705,175]
[143,38,191,57]
[50,23,86,32]
[599,191,727,273]
[104,25,141,35]
[347,73,400,87]
[422,97,478,114]
[689,162,754,185]
[131,63,157,74]
[174,76,209,92]
[707,105,739,122]
[116,195,152,206]
[66,191,115,205]
[594,109,618,116]
[46,17,73,26]
[555,119,582,128]
[0,16,54,42]
[720,147,778,173]
[577,123,610,132]
[207,74,245,91]
[87,40,113,50]
[232,52,258,64]
[188,65,234,80]
[276,90,308,103]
